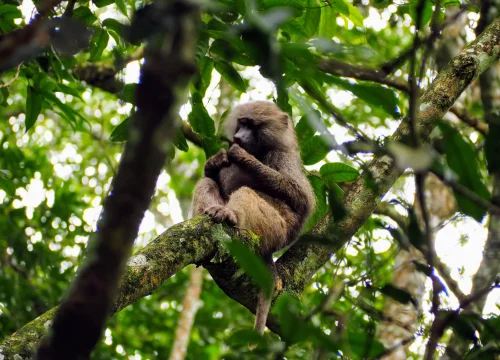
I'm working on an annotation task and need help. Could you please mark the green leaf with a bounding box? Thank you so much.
[192,56,214,97]
[226,240,273,298]
[89,28,109,62]
[0,4,21,18]
[42,90,85,123]
[333,0,364,27]
[408,207,425,251]
[214,60,246,92]
[119,83,137,104]
[464,346,500,360]
[25,86,44,131]
[274,295,339,351]
[347,330,385,359]
[0,4,22,33]
[303,175,328,233]
[115,0,127,17]
[438,122,490,222]
[274,295,308,344]
[320,162,359,183]
[297,0,321,37]
[485,124,500,173]
[409,0,433,27]
[0,85,8,106]
[56,83,82,99]
[482,316,500,345]
[326,77,400,118]
[210,39,254,66]
[328,183,346,220]
[102,18,126,39]
[188,98,216,137]
[110,116,132,142]
[0,4,22,32]
[173,128,189,152]
[276,84,292,116]
[295,113,317,143]
[281,20,308,38]
[380,285,416,305]
[318,5,336,38]
[200,136,222,158]
[92,0,114,7]
[300,135,331,165]
[73,7,97,26]
[257,0,304,13]
[443,0,461,7]
[0,177,15,196]
[0,169,11,180]
[444,311,480,342]
[195,32,209,64]
[347,331,386,358]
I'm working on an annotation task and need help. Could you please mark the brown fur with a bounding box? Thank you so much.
[191,101,315,333]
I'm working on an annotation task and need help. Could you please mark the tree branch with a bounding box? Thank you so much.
[317,59,488,136]
[74,62,203,148]
[35,1,199,358]
[274,17,500,302]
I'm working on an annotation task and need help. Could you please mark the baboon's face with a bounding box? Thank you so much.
[226,101,293,156]
[233,116,259,153]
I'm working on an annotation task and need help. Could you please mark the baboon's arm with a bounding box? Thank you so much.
[228,144,310,216]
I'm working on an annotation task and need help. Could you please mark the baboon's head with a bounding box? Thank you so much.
[224,101,297,156]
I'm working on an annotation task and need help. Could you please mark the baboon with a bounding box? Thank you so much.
[192,101,315,333]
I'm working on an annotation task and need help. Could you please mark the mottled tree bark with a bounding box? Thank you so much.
[443,2,500,358]
[35,1,199,359]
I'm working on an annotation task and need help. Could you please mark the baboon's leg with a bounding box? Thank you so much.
[226,187,287,255]
[192,177,225,216]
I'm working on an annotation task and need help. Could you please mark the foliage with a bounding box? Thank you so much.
[0,0,499,358]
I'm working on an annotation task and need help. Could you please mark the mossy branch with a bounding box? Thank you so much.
[1,16,500,360]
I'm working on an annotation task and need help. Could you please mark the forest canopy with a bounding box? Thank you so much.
[0,0,500,359]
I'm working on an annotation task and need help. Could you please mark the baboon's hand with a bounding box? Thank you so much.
[204,149,229,178]
[228,143,249,163]
[204,205,237,225]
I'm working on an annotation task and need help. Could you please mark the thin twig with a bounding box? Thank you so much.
[300,81,372,143]
[63,0,76,17]
[380,8,468,75]
[424,283,500,359]
[0,63,21,88]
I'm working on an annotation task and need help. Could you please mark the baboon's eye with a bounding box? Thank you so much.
[238,117,253,126]
[238,117,255,128]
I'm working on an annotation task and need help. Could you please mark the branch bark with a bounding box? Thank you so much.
[2,14,500,360]
[443,1,500,357]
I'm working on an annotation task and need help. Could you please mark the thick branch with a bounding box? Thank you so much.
[0,218,233,358]
[35,1,199,359]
